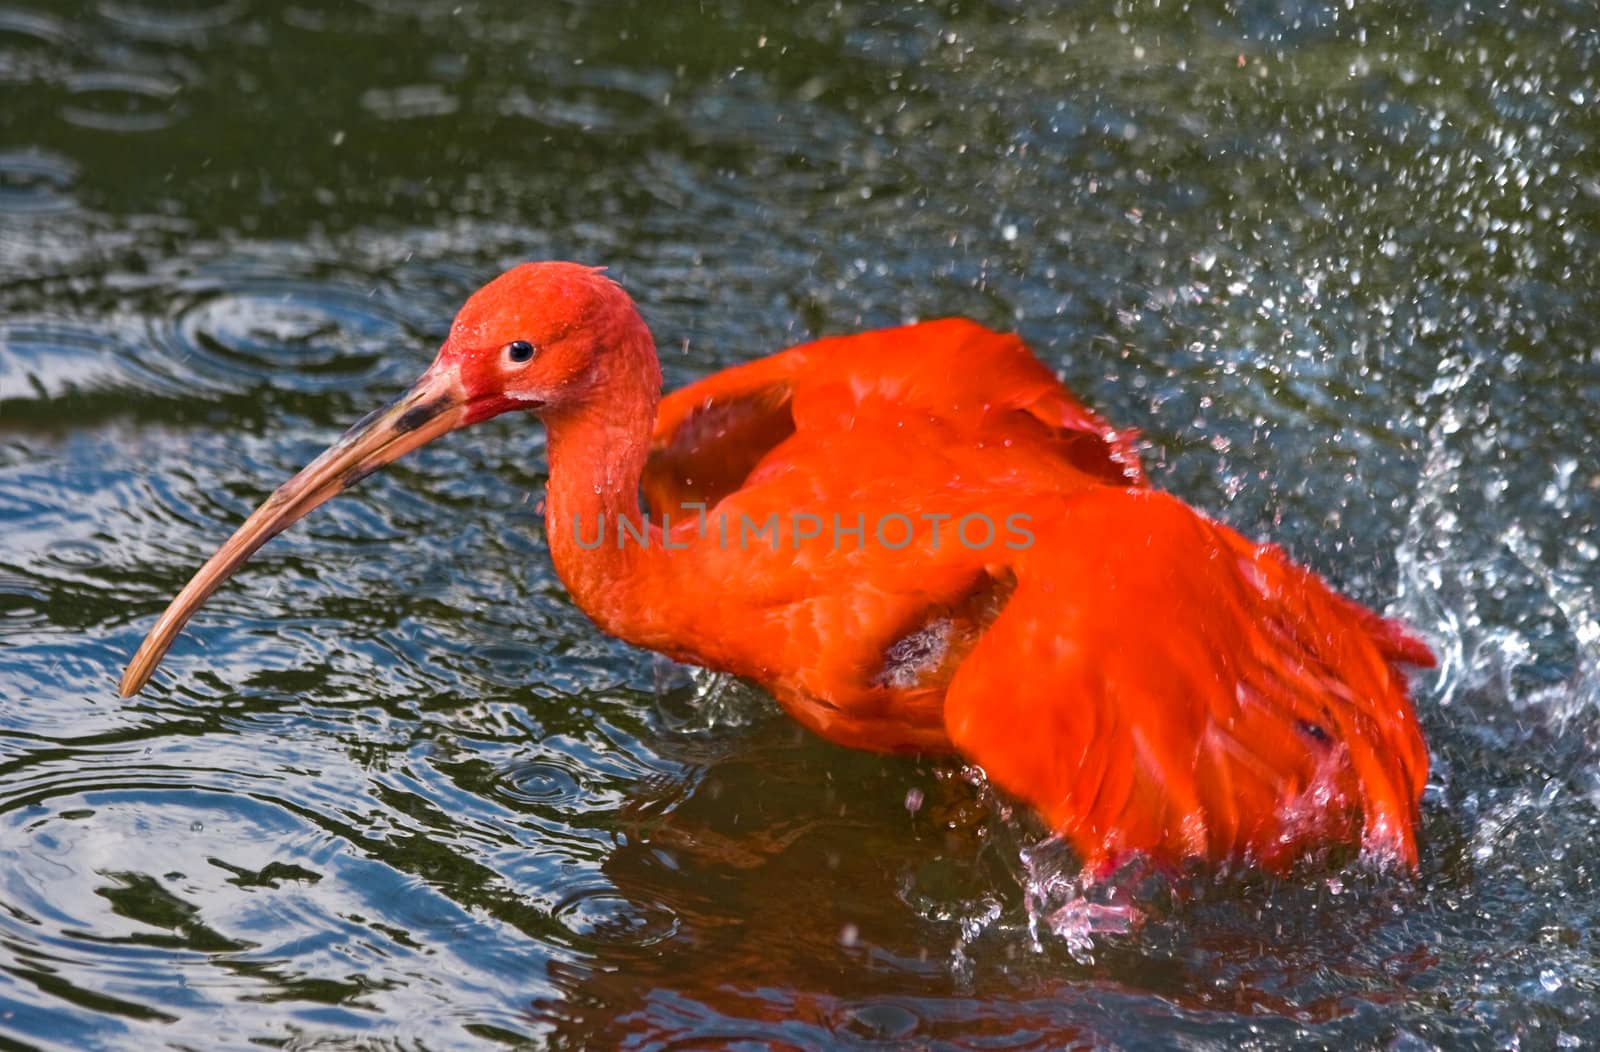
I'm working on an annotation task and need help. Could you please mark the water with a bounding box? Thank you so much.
[2,0,1597,1047]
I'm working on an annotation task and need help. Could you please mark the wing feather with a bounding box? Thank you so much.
[944,488,1428,872]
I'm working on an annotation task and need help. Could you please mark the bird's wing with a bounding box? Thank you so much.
[644,319,1143,516]
[942,487,1431,873]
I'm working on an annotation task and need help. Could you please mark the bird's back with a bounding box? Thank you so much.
[644,317,1143,518]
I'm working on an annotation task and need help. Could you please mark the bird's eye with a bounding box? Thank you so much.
[506,340,536,363]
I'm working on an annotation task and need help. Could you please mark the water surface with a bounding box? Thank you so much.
[2,1,1597,1048]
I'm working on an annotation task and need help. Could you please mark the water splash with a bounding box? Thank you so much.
[1397,347,1600,743]
[1018,837,1140,965]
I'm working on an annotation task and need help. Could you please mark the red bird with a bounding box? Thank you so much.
[120,262,1432,874]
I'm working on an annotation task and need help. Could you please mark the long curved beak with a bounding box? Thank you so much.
[118,362,466,697]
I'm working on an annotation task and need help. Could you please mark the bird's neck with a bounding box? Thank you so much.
[541,330,667,644]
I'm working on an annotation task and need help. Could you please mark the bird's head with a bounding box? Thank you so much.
[118,261,655,697]
[439,261,656,425]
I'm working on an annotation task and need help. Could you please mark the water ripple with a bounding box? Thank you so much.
[548,884,679,952]
[97,0,247,42]
[0,147,77,213]
[2,260,432,414]
[0,733,583,1046]
[0,323,138,404]
[155,279,393,391]
[60,71,184,133]
[0,7,73,84]
[494,757,586,809]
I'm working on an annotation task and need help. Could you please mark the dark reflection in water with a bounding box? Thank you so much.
[2,0,1597,1048]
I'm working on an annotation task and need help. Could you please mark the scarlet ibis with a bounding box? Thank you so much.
[120,262,1432,873]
